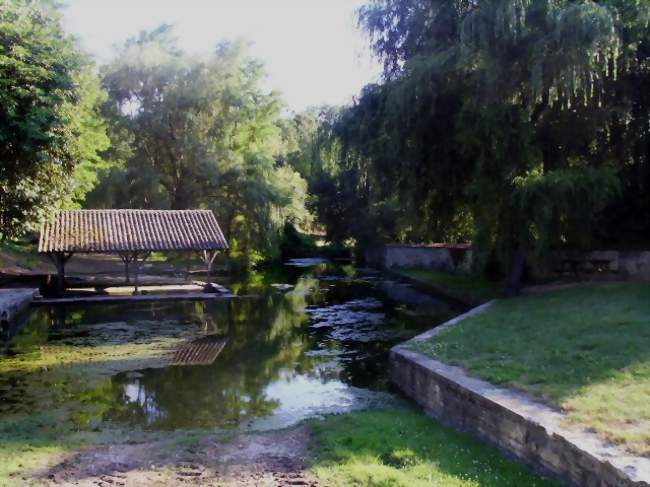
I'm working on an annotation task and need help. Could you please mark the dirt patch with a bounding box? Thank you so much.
[35,425,318,487]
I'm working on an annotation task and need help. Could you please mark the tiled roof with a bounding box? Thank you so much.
[38,210,228,253]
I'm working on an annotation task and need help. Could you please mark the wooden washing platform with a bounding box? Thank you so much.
[35,292,239,306]
[35,283,241,305]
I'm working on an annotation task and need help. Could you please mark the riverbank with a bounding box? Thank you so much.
[0,263,555,486]
[409,282,650,458]
[2,406,558,487]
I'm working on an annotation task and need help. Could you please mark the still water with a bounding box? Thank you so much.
[1,261,460,432]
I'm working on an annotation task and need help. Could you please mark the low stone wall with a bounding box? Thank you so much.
[391,304,650,487]
[0,288,37,327]
[539,250,650,281]
[367,245,650,281]
[365,244,473,274]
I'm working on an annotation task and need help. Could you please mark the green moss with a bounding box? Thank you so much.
[310,408,558,486]
[410,283,650,456]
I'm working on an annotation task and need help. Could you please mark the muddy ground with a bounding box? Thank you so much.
[35,425,318,487]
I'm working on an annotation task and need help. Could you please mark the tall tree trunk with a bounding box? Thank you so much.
[505,243,527,297]
[171,187,187,210]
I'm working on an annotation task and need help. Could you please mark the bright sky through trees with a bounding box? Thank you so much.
[60,0,381,111]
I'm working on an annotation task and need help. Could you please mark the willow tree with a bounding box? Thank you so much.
[331,0,649,291]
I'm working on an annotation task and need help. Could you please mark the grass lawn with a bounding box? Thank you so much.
[397,268,502,304]
[310,408,558,486]
[409,283,650,456]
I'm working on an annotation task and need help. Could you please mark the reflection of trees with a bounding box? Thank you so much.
[0,301,226,417]
[2,264,458,429]
[107,285,321,429]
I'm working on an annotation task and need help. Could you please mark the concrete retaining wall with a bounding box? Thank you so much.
[391,304,650,487]
[0,289,37,327]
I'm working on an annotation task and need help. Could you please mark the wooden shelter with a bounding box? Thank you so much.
[38,209,229,295]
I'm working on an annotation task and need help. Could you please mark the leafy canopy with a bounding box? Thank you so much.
[0,0,108,238]
[312,0,649,288]
[94,27,311,266]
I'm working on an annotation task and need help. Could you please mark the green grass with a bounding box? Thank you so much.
[397,269,501,304]
[410,283,650,456]
[310,408,558,487]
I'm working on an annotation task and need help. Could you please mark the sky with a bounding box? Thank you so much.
[60,0,382,112]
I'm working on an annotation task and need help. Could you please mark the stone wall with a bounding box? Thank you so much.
[0,289,36,328]
[0,288,38,341]
[546,250,650,280]
[367,245,650,281]
[365,244,473,274]
[391,305,650,487]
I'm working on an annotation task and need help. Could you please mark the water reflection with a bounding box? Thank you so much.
[1,263,460,432]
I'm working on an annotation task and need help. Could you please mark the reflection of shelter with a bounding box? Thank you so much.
[170,336,228,366]
[38,209,229,295]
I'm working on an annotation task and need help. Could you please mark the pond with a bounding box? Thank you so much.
[0,261,461,434]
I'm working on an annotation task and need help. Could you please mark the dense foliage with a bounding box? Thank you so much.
[2,0,648,276]
[0,1,313,265]
[0,0,108,239]
[89,27,311,265]
[312,0,649,290]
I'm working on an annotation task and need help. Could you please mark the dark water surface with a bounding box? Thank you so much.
[1,261,459,432]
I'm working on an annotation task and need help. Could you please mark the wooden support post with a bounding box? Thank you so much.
[118,253,132,284]
[132,252,140,294]
[201,250,219,285]
[132,251,151,295]
[48,252,74,297]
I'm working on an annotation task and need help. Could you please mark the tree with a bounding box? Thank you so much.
[0,0,108,238]
[317,0,649,291]
[97,28,310,266]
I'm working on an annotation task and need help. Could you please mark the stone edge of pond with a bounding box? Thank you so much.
[0,288,37,325]
[384,269,480,308]
[390,302,650,487]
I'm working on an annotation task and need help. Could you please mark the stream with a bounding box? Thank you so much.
[0,260,461,433]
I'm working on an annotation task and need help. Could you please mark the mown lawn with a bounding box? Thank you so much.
[397,269,501,304]
[310,408,558,486]
[410,283,650,456]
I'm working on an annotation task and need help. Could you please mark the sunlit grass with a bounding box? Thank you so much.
[310,408,559,486]
[410,283,650,456]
